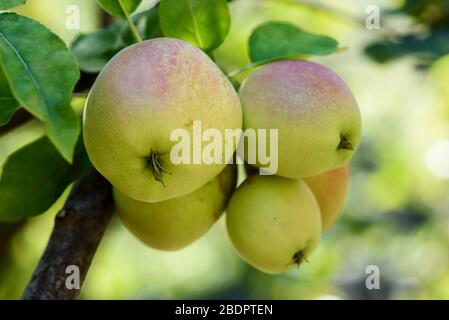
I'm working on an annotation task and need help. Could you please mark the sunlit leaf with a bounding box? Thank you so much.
[96,0,142,18]
[0,0,26,10]
[0,13,80,162]
[248,22,339,64]
[159,0,230,51]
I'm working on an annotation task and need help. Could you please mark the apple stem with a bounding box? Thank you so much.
[147,151,171,187]
[338,135,354,150]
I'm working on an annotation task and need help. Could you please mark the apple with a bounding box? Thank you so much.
[304,165,350,232]
[239,60,361,178]
[114,165,237,251]
[226,175,321,274]
[83,38,242,202]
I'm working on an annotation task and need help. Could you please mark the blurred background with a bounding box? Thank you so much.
[1,0,449,299]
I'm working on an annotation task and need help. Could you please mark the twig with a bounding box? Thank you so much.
[22,170,114,300]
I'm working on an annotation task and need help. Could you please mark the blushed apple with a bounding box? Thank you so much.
[304,165,350,231]
[239,60,361,178]
[83,38,242,202]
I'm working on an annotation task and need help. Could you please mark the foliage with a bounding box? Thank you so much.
[365,0,449,68]
[0,13,80,162]
[159,0,231,52]
[0,0,448,301]
[0,136,90,221]
[0,68,18,125]
[72,7,160,73]
[96,0,143,19]
[248,22,338,65]
[0,0,26,10]
[0,0,338,222]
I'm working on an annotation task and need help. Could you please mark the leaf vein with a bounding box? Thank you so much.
[187,1,204,48]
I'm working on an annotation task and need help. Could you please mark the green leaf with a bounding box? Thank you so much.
[0,66,18,125]
[0,125,92,222]
[0,0,26,10]
[96,0,142,18]
[71,7,160,73]
[143,6,160,39]
[71,23,124,73]
[365,28,449,69]
[0,102,18,126]
[0,137,74,221]
[248,22,339,64]
[0,13,80,163]
[159,0,230,51]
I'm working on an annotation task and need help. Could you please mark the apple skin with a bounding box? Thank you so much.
[83,38,242,202]
[226,175,321,274]
[114,165,237,251]
[304,165,350,232]
[239,60,361,178]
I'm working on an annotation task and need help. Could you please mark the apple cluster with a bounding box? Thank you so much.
[83,38,361,275]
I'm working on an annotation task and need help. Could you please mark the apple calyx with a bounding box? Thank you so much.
[338,135,354,151]
[146,151,171,187]
[292,250,309,268]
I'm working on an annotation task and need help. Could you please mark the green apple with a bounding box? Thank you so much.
[239,60,361,178]
[304,165,350,232]
[83,38,242,202]
[114,165,237,251]
[226,175,321,274]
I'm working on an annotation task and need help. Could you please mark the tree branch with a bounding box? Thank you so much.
[22,170,114,300]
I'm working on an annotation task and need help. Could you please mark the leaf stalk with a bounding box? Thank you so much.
[118,0,143,43]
